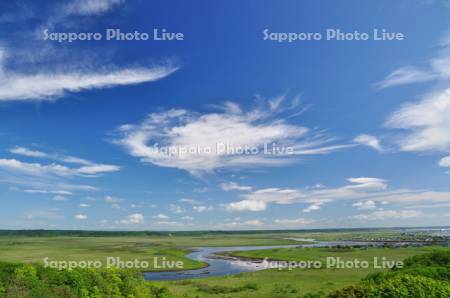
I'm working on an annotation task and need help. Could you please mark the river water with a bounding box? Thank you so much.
[143,241,375,281]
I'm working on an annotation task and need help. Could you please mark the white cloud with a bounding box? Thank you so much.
[111,203,121,209]
[274,218,314,226]
[104,195,123,204]
[0,66,177,102]
[74,214,87,220]
[352,200,376,210]
[169,204,184,214]
[375,37,450,89]
[227,199,267,211]
[0,48,177,102]
[65,0,124,16]
[193,205,213,213]
[153,213,169,219]
[351,210,422,221]
[223,219,265,228]
[24,189,72,195]
[243,219,264,226]
[115,98,351,175]
[353,134,383,151]
[220,182,252,191]
[385,88,450,152]
[345,177,387,190]
[438,156,450,167]
[225,177,450,212]
[10,147,48,158]
[52,195,68,201]
[302,204,321,213]
[374,67,436,89]
[120,213,144,224]
[79,203,89,207]
[377,32,450,153]
[178,198,202,205]
[5,147,120,177]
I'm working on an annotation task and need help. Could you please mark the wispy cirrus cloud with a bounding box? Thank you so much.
[0,147,118,194]
[115,96,352,175]
[374,34,450,89]
[6,146,119,176]
[374,67,437,89]
[0,48,178,102]
[220,181,252,192]
[385,88,450,152]
[353,134,384,152]
[376,32,450,153]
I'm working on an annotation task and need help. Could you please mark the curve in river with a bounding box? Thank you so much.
[144,241,374,281]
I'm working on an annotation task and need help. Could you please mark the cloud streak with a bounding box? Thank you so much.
[0,49,178,102]
[115,97,352,175]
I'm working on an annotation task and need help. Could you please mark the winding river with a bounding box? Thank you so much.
[143,241,376,281]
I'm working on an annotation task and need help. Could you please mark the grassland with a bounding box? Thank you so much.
[157,246,449,297]
[0,229,447,297]
[0,233,299,271]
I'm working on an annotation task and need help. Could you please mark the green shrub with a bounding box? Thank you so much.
[0,262,170,298]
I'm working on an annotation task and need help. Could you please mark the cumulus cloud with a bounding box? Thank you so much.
[227,200,267,212]
[223,219,265,228]
[114,97,352,175]
[169,204,184,214]
[273,218,314,226]
[193,205,213,213]
[302,204,322,213]
[225,177,450,212]
[351,209,422,221]
[153,214,169,219]
[352,200,376,210]
[65,0,124,16]
[438,156,450,167]
[104,195,123,204]
[178,198,202,205]
[353,134,383,151]
[120,213,144,224]
[74,214,87,220]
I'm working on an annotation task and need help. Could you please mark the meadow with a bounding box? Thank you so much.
[0,229,448,297]
[156,246,449,297]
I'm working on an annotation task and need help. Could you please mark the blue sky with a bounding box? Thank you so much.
[1,0,450,230]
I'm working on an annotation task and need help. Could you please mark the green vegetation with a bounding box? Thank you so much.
[0,230,448,297]
[158,246,449,297]
[0,234,298,271]
[328,250,450,297]
[0,262,169,298]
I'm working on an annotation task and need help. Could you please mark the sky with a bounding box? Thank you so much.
[0,0,450,230]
